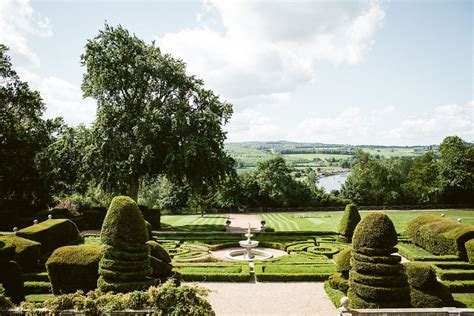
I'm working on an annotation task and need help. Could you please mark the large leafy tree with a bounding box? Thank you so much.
[402,151,439,204]
[438,136,474,203]
[0,45,61,203]
[81,24,233,200]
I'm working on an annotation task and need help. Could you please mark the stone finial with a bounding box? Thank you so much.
[457,218,462,223]
[48,214,53,220]
[340,296,350,311]
[13,227,18,234]
[33,219,38,225]
[441,213,445,217]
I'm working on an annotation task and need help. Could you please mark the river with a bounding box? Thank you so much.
[317,173,349,192]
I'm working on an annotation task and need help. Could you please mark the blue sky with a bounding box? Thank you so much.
[1,0,472,145]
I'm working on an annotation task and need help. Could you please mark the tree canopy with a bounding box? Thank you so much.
[81,24,233,200]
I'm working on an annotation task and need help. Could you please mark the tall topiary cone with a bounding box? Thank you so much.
[338,204,361,242]
[348,212,410,308]
[98,196,155,293]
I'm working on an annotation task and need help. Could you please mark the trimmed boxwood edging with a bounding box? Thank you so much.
[16,219,82,254]
[175,263,250,282]
[46,244,102,294]
[0,236,40,272]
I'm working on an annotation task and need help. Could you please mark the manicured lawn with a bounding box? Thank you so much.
[160,214,228,231]
[259,210,474,233]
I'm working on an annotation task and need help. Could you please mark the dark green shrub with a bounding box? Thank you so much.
[349,212,410,309]
[16,219,82,254]
[0,283,14,309]
[145,220,152,240]
[0,236,40,272]
[147,240,172,263]
[352,212,397,250]
[404,262,454,308]
[98,196,154,293]
[150,256,173,278]
[337,204,361,242]
[328,273,349,292]
[466,239,474,264]
[407,215,474,258]
[142,208,161,230]
[46,244,102,294]
[0,240,15,263]
[0,261,24,304]
[335,248,351,278]
[82,210,106,230]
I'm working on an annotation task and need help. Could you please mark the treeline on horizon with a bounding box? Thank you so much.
[1,24,473,214]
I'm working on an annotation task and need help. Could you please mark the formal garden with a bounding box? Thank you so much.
[1,18,474,315]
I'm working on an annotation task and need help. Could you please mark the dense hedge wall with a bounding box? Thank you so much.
[0,236,40,272]
[348,213,410,309]
[404,262,454,307]
[98,196,154,293]
[337,204,361,243]
[466,239,474,264]
[0,260,24,304]
[407,215,474,259]
[46,244,102,294]
[16,219,82,254]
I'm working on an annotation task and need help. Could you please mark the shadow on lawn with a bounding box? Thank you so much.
[159,223,226,232]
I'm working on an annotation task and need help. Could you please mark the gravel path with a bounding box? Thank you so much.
[227,214,262,232]
[189,282,337,316]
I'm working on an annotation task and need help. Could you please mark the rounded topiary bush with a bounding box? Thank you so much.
[404,262,454,308]
[46,244,102,294]
[465,239,474,264]
[147,240,171,264]
[98,196,154,293]
[338,204,361,243]
[348,212,410,309]
[335,248,352,277]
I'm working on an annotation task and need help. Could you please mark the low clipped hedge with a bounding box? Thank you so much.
[0,261,24,304]
[406,215,474,259]
[465,239,474,264]
[0,236,40,272]
[175,263,250,282]
[16,219,82,254]
[46,244,102,294]
[254,262,335,282]
[397,242,459,261]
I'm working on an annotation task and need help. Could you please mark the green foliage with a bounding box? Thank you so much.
[37,280,213,315]
[337,204,360,242]
[98,196,153,293]
[349,213,410,308]
[335,247,352,277]
[175,263,250,282]
[328,273,349,292]
[149,256,173,278]
[145,220,152,240]
[147,240,172,263]
[438,136,474,204]
[407,215,474,258]
[466,239,474,264]
[404,262,454,308]
[46,244,102,294]
[0,261,24,304]
[402,151,440,203]
[0,45,62,204]
[81,23,233,200]
[352,212,398,250]
[0,236,40,272]
[0,283,14,309]
[324,281,346,308]
[16,219,82,254]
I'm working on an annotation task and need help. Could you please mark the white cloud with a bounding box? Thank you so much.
[388,101,474,144]
[225,108,281,142]
[0,0,52,67]
[157,1,385,102]
[290,101,474,145]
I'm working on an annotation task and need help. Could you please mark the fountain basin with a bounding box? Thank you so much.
[225,248,273,261]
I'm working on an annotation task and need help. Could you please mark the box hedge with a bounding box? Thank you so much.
[465,239,474,264]
[98,196,154,293]
[147,240,172,263]
[404,262,454,307]
[337,204,361,243]
[16,219,82,254]
[406,215,474,259]
[0,236,40,272]
[0,260,24,304]
[46,244,102,294]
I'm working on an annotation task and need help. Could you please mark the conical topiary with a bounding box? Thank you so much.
[97,196,154,293]
[348,212,410,308]
[337,204,361,243]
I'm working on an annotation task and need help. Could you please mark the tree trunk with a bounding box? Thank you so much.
[128,177,139,202]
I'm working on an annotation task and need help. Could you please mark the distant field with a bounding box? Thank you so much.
[283,153,353,160]
[160,214,227,231]
[258,210,474,233]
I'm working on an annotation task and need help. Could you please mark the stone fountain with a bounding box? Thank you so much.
[223,224,275,261]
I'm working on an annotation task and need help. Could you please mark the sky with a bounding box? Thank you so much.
[1,0,472,146]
